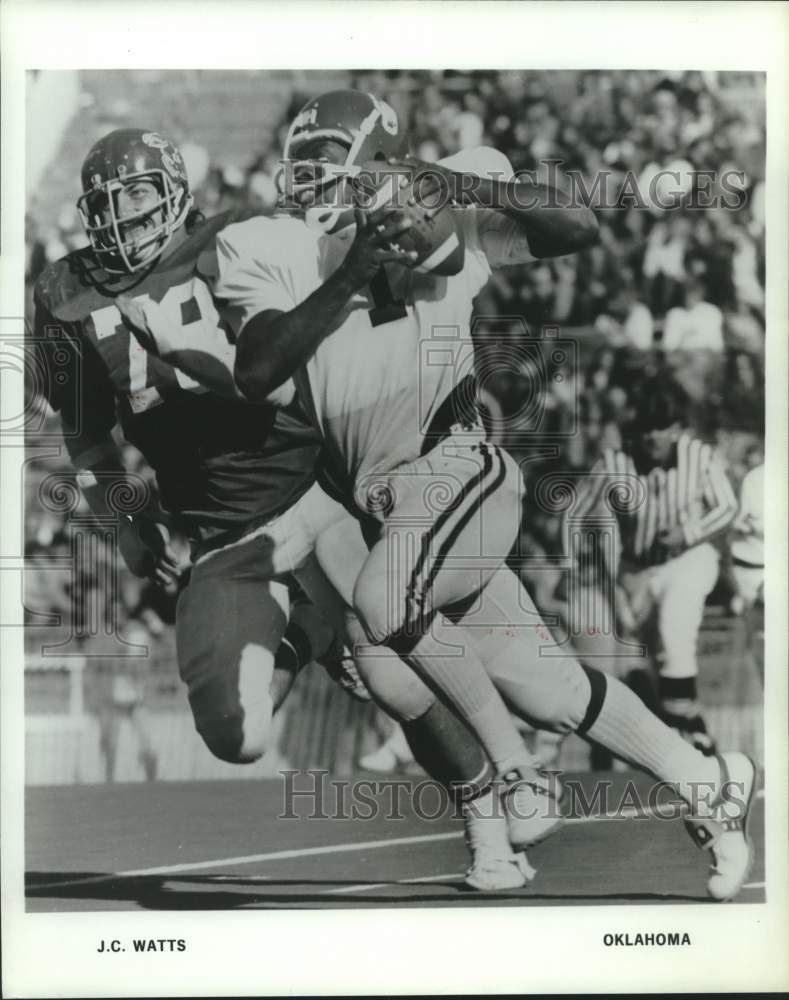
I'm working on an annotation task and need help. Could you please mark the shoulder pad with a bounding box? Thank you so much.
[440,146,514,182]
[34,250,117,322]
[217,211,318,260]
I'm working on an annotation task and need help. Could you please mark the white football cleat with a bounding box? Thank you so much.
[463,789,536,892]
[499,764,565,850]
[684,751,757,901]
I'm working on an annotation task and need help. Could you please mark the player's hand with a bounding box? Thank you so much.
[339,205,419,288]
[386,155,457,206]
[118,515,181,587]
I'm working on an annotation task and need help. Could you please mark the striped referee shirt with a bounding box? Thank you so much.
[570,433,738,567]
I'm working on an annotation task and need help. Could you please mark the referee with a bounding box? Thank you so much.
[570,379,739,755]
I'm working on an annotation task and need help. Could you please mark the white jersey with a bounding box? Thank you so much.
[213,147,535,511]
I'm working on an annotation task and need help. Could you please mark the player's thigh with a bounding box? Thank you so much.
[354,439,521,641]
[176,538,289,763]
[314,507,371,607]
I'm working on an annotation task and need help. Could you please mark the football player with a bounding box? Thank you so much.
[128,94,756,900]
[33,129,521,891]
[222,91,757,900]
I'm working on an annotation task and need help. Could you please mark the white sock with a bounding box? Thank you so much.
[583,673,721,806]
[402,625,533,774]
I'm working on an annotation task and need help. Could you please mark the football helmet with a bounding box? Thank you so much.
[77,128,193,274]
[280,89,408,233]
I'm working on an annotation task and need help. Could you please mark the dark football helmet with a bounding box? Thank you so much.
[280,89,408,233]
[77,128,193,274]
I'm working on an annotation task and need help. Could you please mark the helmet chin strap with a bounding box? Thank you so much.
[300,171,359,235]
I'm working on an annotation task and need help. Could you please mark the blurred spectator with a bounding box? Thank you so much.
[662,279,724,352]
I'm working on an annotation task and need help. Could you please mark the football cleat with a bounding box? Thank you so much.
[317,642,372,703]
[463,789,536,892]
[684,751,757,901]
[499,764,565,850]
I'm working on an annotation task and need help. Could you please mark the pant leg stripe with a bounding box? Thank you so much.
[404,448,491,620]
[407,443,507,630]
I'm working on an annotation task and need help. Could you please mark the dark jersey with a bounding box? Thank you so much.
[33,211,321,550]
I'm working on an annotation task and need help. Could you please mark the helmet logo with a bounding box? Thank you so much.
[292,106,318,132]
[142,131,185,180]
[370,96,398,136]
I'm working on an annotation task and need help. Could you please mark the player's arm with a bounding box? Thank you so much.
[391,151,598,259]
[32,297,178,585]
[233,208,417,402]
[681,449,739,547]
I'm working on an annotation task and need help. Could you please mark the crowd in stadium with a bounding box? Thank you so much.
[24,70,765,729]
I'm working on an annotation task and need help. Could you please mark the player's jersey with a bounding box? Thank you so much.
[213,147,535,512]
[33,210,321,547]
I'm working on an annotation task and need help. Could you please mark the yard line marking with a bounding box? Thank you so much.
[325,871,463,895]
[31,831,462,892]
[31,790,765,894]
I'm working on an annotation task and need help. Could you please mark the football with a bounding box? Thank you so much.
[353,161,465,276]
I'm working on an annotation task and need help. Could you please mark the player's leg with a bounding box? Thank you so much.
[314,500,532,889]
[351,439,551,848]
[175,504,333,764]
[651,544,721,754]
[455,563,756,899]
[175,538,291,763]
[176,482,380,766]
[310,495,500,795]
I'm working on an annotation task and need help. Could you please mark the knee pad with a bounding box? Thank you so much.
[492,654,591,735]
[353,579,404,645]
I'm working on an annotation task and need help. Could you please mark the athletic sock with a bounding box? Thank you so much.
[391,621,535,775]
[401,700,493,805]
[579,668,721,806]
[658,674,699,718]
